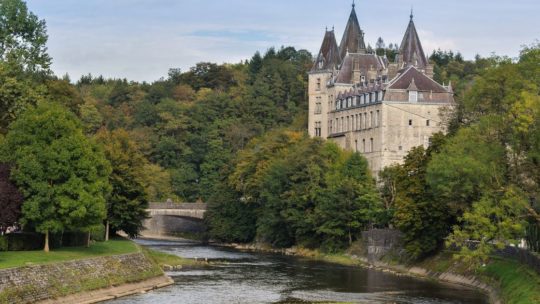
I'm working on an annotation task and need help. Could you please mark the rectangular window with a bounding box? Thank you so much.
[315,122,322,137]
[336,118,339,132]
[359,114,362,130]
[426,120,430,126]
[376,110,380,127]
[409,91,418,102]
[370,111,374,128]
[315,99,322,114]
[316,78,321,91]
[362,139,366,153]
[370,138,374,153]
[409,119,413,126]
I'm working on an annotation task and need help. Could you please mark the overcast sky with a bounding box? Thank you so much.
[26,0,540,82]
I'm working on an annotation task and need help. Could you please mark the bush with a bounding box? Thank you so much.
[91,225,106,242]
[0,236,7,251]
[6,233,43,251]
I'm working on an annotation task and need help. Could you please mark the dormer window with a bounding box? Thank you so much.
[409,90,418,102]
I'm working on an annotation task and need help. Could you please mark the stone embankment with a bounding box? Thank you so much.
[0,252,172,304]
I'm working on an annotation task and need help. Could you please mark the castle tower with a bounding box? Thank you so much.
[308,28,341,139]
[339,2,367,59]
[396,12,431,74]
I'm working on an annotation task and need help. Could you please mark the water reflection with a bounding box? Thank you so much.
[108,239,488,304]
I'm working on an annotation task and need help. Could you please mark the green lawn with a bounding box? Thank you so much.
[0,239,139,270]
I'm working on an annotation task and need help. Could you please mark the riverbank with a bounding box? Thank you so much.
[0,238,206,304]
[217,243,539,304]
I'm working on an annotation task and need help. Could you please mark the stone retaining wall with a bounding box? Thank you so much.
[0,252,163,304]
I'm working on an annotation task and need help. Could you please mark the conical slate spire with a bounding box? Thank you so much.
[312,29,341,72]
[339,3,366,60]
[398,14,428,69]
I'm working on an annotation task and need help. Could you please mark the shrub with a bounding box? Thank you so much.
[0,236,7,251]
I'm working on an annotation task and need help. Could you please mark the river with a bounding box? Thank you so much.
[107,239,488,304]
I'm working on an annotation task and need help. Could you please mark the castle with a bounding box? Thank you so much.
[308,3,454,176]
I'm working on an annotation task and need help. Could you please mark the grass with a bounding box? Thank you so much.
[416,251,540,304]
[481,258,540,304]
[142,247,206,268]
[0,238,138,269]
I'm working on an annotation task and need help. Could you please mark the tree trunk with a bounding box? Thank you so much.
[44,230,49,252]
[105,221,109,241]
[348,229,352,246]
[86,232,91,247]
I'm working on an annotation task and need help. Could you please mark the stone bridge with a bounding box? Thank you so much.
[141,202,208,238]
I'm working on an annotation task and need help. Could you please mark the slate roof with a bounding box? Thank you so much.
[387,66,447,93]
[398,15,428,69]
[312,30,342,72]
[339,5,366,59]
[335,53,386,84]
[337,82,384,99]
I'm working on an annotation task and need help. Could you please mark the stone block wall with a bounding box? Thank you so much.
[0,252,162,304]
[361,229,404,262]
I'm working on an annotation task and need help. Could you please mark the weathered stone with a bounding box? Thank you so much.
[0,253,162,304]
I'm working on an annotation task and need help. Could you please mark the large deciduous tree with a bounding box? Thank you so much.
[1,102,111,251]
[95,129,149,238]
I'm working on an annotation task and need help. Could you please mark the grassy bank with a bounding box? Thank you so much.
[0,238,138,269]
[410,251,540,304]
[142,247,207,268]
[482,259,540,304]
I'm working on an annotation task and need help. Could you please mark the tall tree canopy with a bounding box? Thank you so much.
[0,0,51,72]
[1,102,111,251]
[95,129,150,238]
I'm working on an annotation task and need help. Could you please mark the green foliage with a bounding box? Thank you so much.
[1,102,111,242]
[0,0,51,72]
[447,186,529,266]
[94,129,150,238]
[427,122,507,214]
[382,134,451,260]
[424,44,540,264]
[207,130,382,251]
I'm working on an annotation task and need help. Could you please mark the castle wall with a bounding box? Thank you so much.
[378,102,450,170]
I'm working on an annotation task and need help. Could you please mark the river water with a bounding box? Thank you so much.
[107,239,488,304]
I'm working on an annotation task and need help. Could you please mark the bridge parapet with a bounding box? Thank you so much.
[148,202,207,210]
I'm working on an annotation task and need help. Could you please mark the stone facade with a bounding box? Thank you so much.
[308,5,454,176]
[0,252,162,304]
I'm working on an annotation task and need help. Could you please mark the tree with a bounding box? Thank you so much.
[0,62,44,133]
[316,153,382,251]
[0,0,51,72]
[384,134,452,260]
[1,102,111,251]
[0,163,23,234]
[95,129,149,238]
[447,186,529,266]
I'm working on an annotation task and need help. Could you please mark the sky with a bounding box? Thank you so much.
[26,0,540,83]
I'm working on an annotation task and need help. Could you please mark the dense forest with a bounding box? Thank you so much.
[0,0,539,264]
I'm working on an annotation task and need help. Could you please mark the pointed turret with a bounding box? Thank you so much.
[339,2,366,60]
[312,29,341,72]
[397,12,428,69]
